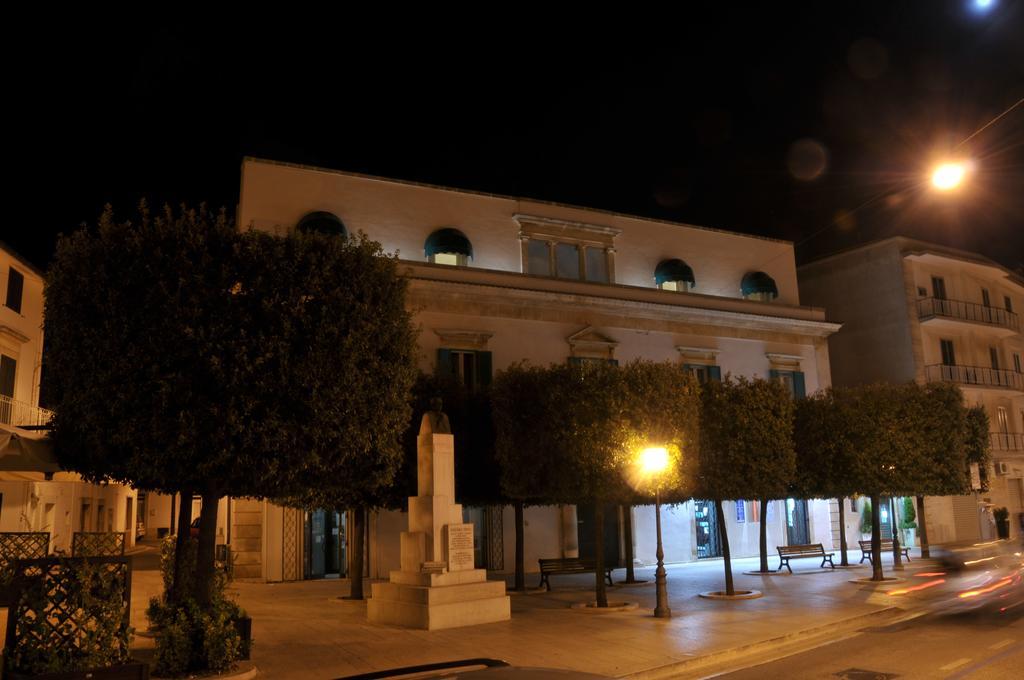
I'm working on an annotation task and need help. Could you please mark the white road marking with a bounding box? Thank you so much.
[939,658,972,671]
[988,638,1015,650]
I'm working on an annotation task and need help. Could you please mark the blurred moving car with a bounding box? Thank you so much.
[889,539,1024,614]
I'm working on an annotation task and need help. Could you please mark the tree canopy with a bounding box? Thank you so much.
[45,202,416,506]
[697,375,795,501]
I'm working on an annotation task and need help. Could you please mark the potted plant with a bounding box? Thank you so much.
[859,498,873,539]
[994,506,1010,540]
[899,496,917,548]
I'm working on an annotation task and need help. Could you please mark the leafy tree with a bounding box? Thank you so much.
[835,383,933,580]
[45,204,416,622]
[493,363,567,591]
[698,376,794,593]
[794,390,860,565]
[493,361,698,606]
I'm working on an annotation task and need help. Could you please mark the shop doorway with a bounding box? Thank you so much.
[577,503,620,566]
[694,499,722,558]
[786,499,810,545]
[305,510,345,579]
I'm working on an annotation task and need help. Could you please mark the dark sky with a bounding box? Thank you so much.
[9,2,1024,272]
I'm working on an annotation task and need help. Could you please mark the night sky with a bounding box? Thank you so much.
[10,2,1024,272]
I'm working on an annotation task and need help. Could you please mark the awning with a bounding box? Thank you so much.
[424,228,473,259]
[0,423,72,481]
[741,271,779,299]
[654,258,696,287]
[296,211,348,237]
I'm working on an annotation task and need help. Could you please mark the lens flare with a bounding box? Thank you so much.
[931,162,968,190]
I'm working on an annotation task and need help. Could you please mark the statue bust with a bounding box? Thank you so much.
[419,396,452,435]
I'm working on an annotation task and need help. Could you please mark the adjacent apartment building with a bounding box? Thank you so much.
[221,157,842,582]
[799,236,1024,544]
[0,242,140,553]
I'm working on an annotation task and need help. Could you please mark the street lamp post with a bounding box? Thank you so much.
[653,486,670,618]
[640,446,671,619]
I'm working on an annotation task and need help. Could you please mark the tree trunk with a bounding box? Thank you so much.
[194,488,220,606]
[622,505,640,583]
[514,501,525,591]
[837,498,849,567]
[870,493,884,581]
[890,497,903,571]
[758,499,770,573]
[169,492,178,535]
[716,500,735,596]
[170,487,193,603]
[347,507,366,600]
[916,495,930,559]
[594,502,608,607]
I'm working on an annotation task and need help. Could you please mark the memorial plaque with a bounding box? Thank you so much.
[447,523,475,571]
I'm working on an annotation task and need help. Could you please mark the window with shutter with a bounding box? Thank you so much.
[436,348,492,391]
[5,268,23,314]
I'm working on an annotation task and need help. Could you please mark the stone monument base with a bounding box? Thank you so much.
[367,569,510,630]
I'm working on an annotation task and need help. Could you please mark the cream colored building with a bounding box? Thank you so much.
[228,157,842,582]
[799,237,1024,545]
[0,242,139,554]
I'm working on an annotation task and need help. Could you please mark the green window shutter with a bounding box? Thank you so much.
[476,351,493,387]
[437,349,453,378]
[793,371,806,398]
[769,369,781,381]
[708,366,722,382]
[568,357,584,366]
[607,359,619,367]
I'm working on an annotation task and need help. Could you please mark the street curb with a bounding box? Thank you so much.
[618,606,901,680]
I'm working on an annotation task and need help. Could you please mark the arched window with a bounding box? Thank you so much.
[654,258,695,292]
[424,228,472,266]
[296,211,347,237]
[741,271,778,301]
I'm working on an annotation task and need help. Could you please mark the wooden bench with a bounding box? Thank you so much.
[537,558,614,591]
[858,539,911,564]
[776,543,834,573]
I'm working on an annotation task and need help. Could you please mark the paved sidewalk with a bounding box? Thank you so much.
[129,549,925,679]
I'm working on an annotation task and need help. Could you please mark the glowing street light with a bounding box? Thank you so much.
[640,446,669,476]
[931,161,969,191]
[639,446,671,619]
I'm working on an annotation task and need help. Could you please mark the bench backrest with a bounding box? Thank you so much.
[859,539,894,549]
[778,543,824,555]
[539,558,596,572]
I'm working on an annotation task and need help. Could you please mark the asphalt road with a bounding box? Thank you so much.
[714,607,1024,679]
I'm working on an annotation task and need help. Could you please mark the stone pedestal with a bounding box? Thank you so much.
[367,430,510,630]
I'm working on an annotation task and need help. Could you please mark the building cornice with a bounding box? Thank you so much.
[404,265,840,339]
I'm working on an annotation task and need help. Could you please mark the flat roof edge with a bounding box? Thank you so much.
[241,156,795,247]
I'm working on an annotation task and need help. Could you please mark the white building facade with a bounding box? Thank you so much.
[0,242,139,554]
[799,237,1024,545]
[229,157,842,582]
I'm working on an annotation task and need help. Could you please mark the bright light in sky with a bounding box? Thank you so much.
[931,162,969,191]
[972,0,996,11]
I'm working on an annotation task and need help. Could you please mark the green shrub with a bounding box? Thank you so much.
[149,536,248,676]
[159,534,197,597]
[899,497,917,530]
[994,506,1009,522]
[859,498,873,534]
[6,557,132,675]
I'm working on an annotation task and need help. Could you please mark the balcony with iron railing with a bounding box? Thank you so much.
[0,394,54,428]
[917,297,1020,334]
[990,432,1024,452]
[924,364,1024,391]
